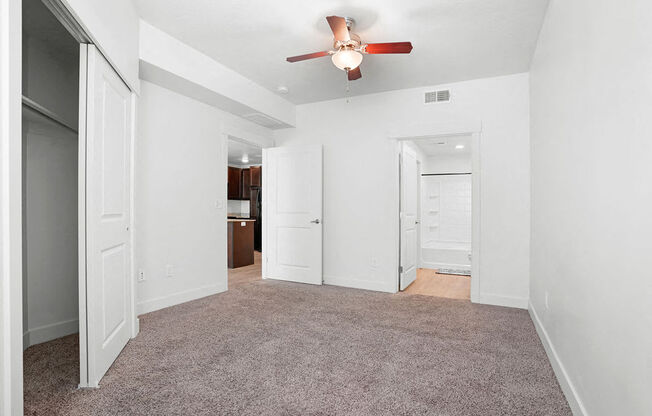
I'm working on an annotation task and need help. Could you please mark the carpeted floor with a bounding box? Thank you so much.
[24,280,571,415]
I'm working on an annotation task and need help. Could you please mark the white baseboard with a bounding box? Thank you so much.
[137,282,227,315]
[23,318,79,349]
[529,302,587,416]
[323,275,396,294]
[476,293,528,309]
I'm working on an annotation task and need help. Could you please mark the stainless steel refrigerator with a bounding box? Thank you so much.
[250,187,262,252]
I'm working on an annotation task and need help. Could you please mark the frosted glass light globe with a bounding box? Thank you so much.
[331,49,363,71]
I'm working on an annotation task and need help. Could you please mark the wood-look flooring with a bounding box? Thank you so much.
[228,250,262,288]
[403,268,471,300]
[229,253,469,301]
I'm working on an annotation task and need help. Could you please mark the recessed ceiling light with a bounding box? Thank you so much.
[455,145,465,150]
[277,86,289,95]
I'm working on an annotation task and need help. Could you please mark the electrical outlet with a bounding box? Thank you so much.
[544,291,549,310]
[137,269,145,282]
[166,265,174,278]
[370,256,379,270]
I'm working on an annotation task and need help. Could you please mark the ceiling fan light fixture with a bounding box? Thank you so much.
[331,48,363,71]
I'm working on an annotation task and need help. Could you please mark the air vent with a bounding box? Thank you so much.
[242,113,288,130]
[424,89,451,104]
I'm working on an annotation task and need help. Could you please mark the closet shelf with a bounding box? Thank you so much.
[22,95,78,134]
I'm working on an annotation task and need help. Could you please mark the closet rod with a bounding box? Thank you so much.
[422,173,471,176]
[22,95,78,134]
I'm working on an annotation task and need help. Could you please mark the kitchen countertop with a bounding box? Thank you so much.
[227,213,251,219]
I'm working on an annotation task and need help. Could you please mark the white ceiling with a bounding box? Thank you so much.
[135,0,550,104]
[415,135,472,157]
[228,139,262,166]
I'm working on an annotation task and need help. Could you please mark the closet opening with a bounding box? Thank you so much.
[22,0,81,409]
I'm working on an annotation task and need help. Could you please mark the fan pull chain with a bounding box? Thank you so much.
[345,71,351,103]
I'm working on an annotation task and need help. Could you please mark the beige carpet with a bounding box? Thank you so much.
[24,280,570,415]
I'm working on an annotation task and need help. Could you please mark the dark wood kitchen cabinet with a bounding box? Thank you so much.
[250,166,261,187]
[241,168,251,199]
[228,167,241,199]
[227,219,255,268]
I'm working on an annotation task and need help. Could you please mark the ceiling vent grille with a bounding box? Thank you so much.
[424,89,451,104]
[242,113,288,129]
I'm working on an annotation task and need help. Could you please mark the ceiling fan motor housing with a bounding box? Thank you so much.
[334,18,361,51]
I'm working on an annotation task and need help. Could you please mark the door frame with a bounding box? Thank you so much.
[390,121,482,303]
[1,0,24,412]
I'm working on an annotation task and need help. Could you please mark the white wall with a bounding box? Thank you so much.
[63,0,140,92]
[274,73,531,306]
[135,80,272,314]
[422,154,471,175]
[139,20,295,127]
[529,0,652,414]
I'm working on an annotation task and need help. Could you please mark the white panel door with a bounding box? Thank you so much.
[400,143,418,290]
[82,45,132,387]
[263,146,322,285]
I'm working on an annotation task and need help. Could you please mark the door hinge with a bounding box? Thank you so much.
[399,265,403,274]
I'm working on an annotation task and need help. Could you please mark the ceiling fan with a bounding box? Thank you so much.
[286,15,413,81]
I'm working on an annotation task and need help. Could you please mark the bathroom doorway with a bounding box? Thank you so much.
[397,130,481,301]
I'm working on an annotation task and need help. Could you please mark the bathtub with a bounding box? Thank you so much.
[421,240,471,271]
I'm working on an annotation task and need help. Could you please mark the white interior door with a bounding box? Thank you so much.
[400,143,418,290]
[263,146,322,285]
[80,45,133,387]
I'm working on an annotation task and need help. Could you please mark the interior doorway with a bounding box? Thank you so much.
[226,137,264,288]
[397,130,480,301]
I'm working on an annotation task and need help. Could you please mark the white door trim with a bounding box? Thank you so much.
[1,0,24,412]
[77,43,89,388]
[390,121,482,303]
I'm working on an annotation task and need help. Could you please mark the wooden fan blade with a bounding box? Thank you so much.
[348,67,362,81]
[326,15,350,41]
[364,42,413,54]
[286,51,330,63]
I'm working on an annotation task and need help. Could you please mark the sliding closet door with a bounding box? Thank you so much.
[80,44,133,387]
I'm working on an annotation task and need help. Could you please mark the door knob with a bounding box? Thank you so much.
[310,219,321,224]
